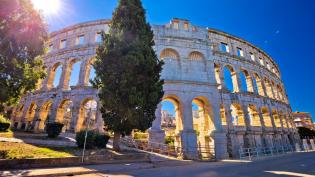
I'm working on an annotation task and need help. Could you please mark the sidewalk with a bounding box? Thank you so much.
[0,162,154,177]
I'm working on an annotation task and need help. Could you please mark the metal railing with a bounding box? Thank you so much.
[239,146,295,160]
[140,141,215,160]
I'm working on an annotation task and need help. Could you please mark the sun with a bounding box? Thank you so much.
[31,0,61,15]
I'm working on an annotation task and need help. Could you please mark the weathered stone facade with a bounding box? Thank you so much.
[10,18,300,160]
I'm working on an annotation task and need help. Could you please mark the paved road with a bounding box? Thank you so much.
[75,152,315,177]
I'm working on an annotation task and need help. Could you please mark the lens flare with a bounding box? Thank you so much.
[31,0,61,15]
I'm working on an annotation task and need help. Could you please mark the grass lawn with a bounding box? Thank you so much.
[0,131,14,138]
[0,142,80,159]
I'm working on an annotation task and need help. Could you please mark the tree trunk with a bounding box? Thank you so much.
[113,131,121,151]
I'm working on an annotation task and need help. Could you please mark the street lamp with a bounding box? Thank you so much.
[81,104,94,163]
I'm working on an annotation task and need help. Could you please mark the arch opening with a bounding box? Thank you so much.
[230,104,245,126]
[192,97,215,158]
[161,97,183,149]
[261,107,272,127]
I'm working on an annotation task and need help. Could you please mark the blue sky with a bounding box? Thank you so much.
[46,0,315,120]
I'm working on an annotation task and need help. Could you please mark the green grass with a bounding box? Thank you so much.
[0,130,14,138]
[0,142,80,159]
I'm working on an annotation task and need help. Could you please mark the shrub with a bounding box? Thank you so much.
[75,130,110,149]
[0,150,8,159]
[46,122,64,138]
[0,115,11,132]
[75,130,97,149]
[94,134,110,148]
[133,132,148,140]
[165,136,175,146]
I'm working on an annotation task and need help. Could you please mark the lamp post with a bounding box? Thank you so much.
[81,106,93,163]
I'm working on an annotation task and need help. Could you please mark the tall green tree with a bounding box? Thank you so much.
[0,0,47,112]
[93,0,164,150]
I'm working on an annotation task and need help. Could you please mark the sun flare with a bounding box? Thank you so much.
[31,0,61,15]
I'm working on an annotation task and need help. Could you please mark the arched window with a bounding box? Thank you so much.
[230,104,245,126]
[188,51,204,60]
[264,78,274,98]
[223,65,238,92]
[261,107,272,127]
[160,48,180,60]
[239,71,248,92]
[240,70,254,92]
[52,65,62,88]
[252,76,259,95]
[248,105,261,126]
[253,73,265,96]
[88,66,96,86]
[69,61,82,87]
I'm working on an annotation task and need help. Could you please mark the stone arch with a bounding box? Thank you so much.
[38,100,53,130]
[261,107,272,127]
[247,104,261,126]
[223,65,239,92]
[230,103,245,126]
[240,69,253,92]
[55,99,73,132]
[47,62,63,89]
[76,98,98,132]
[25,102,37,130]
[272,109,281,128]
[161,95,183,148]
[188,51,204,60]
[271,80,278,99]
[67,58,82,88]
[253,73,265,96]
[279,111,288,128]
[192,96,216,158]
[14,104,25,123]
[84,57,96,86]
[160,48,180,60]
[264,77,274,98]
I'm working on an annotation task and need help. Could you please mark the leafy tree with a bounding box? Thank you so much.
[93,0,164,151]
[0,0,47,112]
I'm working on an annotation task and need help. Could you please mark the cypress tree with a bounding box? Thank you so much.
[93,0,164,151]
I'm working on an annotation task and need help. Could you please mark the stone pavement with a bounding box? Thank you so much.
[0,162,154,177]
[2,152,315,177]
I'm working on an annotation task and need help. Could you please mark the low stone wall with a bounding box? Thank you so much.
[0,153,150,170]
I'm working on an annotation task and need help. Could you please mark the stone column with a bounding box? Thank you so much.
[49,100,61,123]
[219,66,227,90]
[268,107,277,131]
[78,60,88,86]
[223,104,238,158]
[33,107,42,133]
[58,62,70,90]
[223,104,234,130]
[20,101,32,130]
[42,66,52,91]
[95,102,105,133]
[242,105,255,148]
[148,103,166,147]
[309,139,315,150]
[70,105,80,133]
[260,77,268,98]
[302,139,310,151]
[180,97,198,160]
[249,74,258,94]
[212,101,229,159]
[234,70,243,93]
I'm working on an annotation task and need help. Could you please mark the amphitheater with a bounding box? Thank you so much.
[10,18,300,159]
